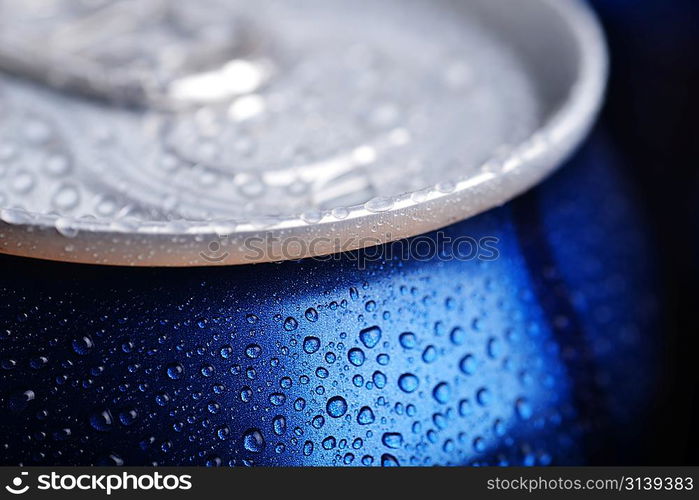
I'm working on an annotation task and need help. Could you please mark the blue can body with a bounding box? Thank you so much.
[0,131,659,466]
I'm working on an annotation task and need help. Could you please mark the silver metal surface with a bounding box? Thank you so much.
[0,0,607,266]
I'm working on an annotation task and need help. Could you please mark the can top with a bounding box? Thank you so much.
[0,0,607,266]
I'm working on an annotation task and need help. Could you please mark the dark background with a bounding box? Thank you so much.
[589,0,698,464]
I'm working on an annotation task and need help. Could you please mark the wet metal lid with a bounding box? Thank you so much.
[0,0,607,266]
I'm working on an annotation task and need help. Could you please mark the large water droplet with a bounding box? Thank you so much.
[421,345,437,363]
[382,432,403,449]
[372,371,387,389]
[515,397,533,420]
[166,363,184,380]
[245,344,262,359]
[432,382,451,404]
[283,317,299,331]
[381,453,400,466]
[242,428,265,453]
[347,348,365,366]
[359,326,382,349]
[303,336,321,354]
[399,332,416,349]
[72,336,94,355]
[89,409,114,432]
[450,327,466,345]
[459,354,476,375]
[305,308,319,322]
[357,406,375,425]
[269,393,286,406]
[326,396,348,418]
[398,373,419,393]
[273,415,287,435]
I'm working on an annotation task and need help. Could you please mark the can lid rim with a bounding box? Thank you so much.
[0,0,608,266]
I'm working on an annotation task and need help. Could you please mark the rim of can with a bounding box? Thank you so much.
[0,0,608,267]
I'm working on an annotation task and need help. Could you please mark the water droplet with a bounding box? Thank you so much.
[242,428,265,452]
[372,371,387,389]
[273,415,287,435]
[245,344,262,359]
[44,154,71,176]
[72,336,94,355]
[166,363,184,380]
[458,399,473,417]
[303,336,321,354]
[450,327,466,345]
[487,337,501,359]
[357,406,375,425]
[155,393,170,406]
[348,348,365,366]
[432,382,451,404]
[476,388,491,406]
[11,170,35,193]
[217,426,231,441]
[269,393,286,406]
[364,197,393,213]
[398,373,419,393]
[421,345,437,363]
[89,409,114,432]
[304,308,318,322]
[399,332,417,349]
[28,356,48,370]
[283,317,298,331]
[24,119,52,143]
[359,326,382,349]
[376,353,390,365]
[118,409,138,426]
[515,398,532,420]
[311,415,325,429]
[381,453,400,466]
[55,218,79,238]
[326,396,348,418]
[459,354,476,375]
[382,432,403,449]
[240,386,253,402]
[303,440,314,456]
[332,207,349,219]
[7,389,35,413]
[51,184,81,211]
